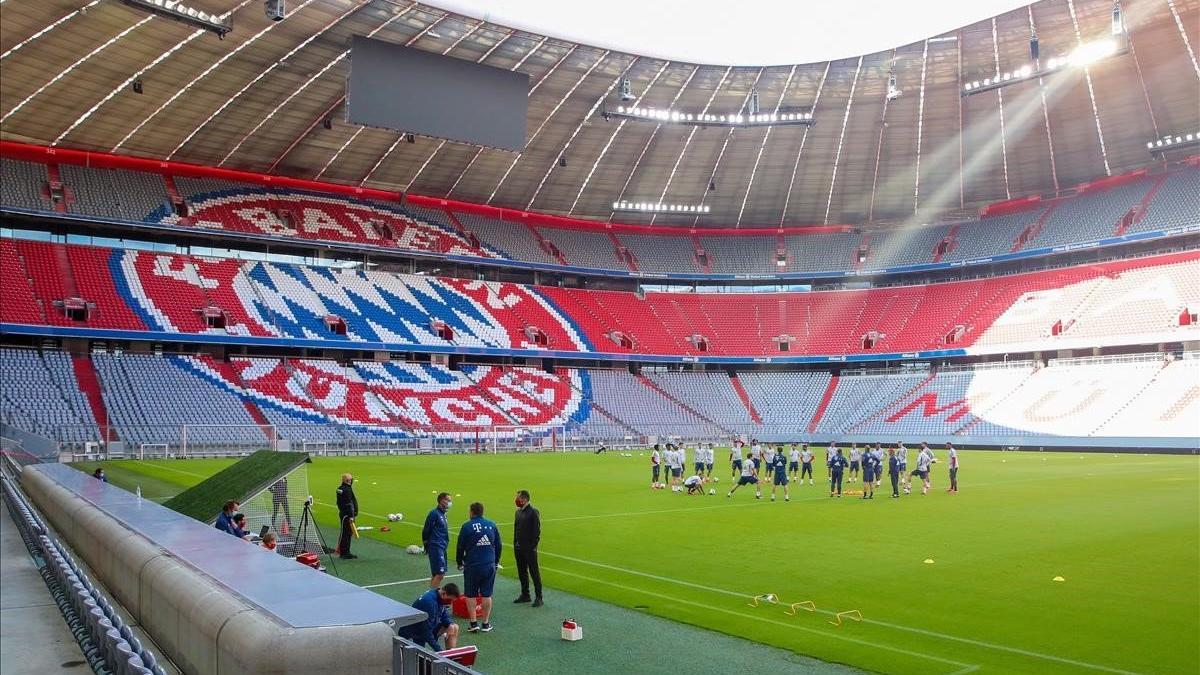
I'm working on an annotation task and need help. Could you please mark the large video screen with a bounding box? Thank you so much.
[347,35,529,152]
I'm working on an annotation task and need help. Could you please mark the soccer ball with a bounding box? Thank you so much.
[713,477,719,482]
[387,513,404,522]
[708,489,716,495]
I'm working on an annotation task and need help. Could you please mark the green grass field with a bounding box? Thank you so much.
[80,450,1199,675]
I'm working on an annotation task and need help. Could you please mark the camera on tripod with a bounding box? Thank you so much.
[304,495,314,507]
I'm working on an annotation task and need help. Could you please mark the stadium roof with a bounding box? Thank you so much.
[1,0,1197,229]
[427,0,1034,66]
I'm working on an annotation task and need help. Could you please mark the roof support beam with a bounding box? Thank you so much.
[649,66,732,224]
[824,56,863,224]
[736,64,797,226]
[694,68,766,226]
[780,62,830,226]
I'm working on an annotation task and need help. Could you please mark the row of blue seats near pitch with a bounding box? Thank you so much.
[5,205,1197,282]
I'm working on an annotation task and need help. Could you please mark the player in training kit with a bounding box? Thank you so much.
[872,443,885,487]
[650,444,662,487]
[848,445,861,483]
[829,448,849,497]
[897,442,910,494]
[946,443,959,493]
[887,448,901,497]
[669,444,685,490]
[683,474,708,495]
[788,443,801,480]
[693,445,706,477]
[800,444,814,484]
[750,441,764,473]
[727,453,761,499]
[762,444,777,476]
[860,448,876,499]
[826,443,838,479]
[911,445,934,495]
[731,443,744,479]
[705,444,716,477]
[768,449,790,502]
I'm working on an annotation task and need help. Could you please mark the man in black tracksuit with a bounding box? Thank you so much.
[512,489,543,607]
[336,473,358,559]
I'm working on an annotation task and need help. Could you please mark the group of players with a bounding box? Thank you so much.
[651,439,960,500]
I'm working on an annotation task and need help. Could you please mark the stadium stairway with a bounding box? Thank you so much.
[728,374,762,424]
[1119,174,1169,236]
[635,374,732,435]
[71,355,115,442]
[806,375,840,433]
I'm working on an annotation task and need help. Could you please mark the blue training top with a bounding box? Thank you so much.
[456,516,502,568]
[422,506,449,550]
[398,588,448,649]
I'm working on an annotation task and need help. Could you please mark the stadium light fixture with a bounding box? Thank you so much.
[1147,131,1200,154]
[606,105,814,128]
[119,0,232,37]
[962,37,1125,97]
[611,201,711,214]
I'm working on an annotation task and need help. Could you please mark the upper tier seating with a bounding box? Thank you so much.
[619,234,701,274]
[541,228,623,270]
[699,235,781,274]
[1,158,51,211]
[1029,180,1152,248]
[5,240,1197,359]
[460,212,559,264]
[2,160,1196,275]
[60,165,171,222]
[1130,167,1200,234]
[0,238,44,324]
[0,348,97,444]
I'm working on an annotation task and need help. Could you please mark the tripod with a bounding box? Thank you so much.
[293,499,338,576]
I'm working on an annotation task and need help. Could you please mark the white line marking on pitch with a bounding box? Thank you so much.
[364,573,461,589]
[540,551,1143,675]
[546,565,977,674]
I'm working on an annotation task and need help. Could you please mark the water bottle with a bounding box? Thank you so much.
[136,485,142,502]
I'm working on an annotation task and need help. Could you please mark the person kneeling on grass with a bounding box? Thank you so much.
[399,583,462,650]
[683,474,707,495]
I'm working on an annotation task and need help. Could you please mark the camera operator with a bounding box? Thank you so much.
[336,473,358,560]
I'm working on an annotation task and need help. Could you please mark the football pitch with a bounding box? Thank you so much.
[80,449,1198,674]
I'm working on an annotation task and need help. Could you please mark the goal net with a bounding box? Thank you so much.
[180,423,277,457]
[302,440,331,456]
[137,443,170,460]
[236,461,324,558]
[489,425,563,453]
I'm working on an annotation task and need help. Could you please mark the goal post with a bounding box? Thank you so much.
[180,423,278,457]
[137,443,170,460]
[489,425,563,454]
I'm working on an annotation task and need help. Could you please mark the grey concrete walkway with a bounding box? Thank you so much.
[0,502,91,675]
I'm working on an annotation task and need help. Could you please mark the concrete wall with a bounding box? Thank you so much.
[20,468,396,675]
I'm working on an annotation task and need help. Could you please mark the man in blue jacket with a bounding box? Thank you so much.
[456,502,501,633]
[398,583,462,650]
[422,492,452,588]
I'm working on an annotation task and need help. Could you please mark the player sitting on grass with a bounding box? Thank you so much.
[398,583,462,650]
[683,474,707,495]
[829,448,849,498]
[727,453,761,499]
[769,445,790,502]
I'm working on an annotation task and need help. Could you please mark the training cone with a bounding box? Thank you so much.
[923,559,935,564]
[1053,576,1065,582]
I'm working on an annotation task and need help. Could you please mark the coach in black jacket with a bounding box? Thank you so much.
[512,490,543,607]
[336,473,358,559]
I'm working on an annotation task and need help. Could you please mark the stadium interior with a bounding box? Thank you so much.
[0,0,1197,673]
